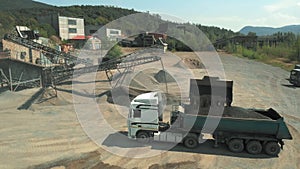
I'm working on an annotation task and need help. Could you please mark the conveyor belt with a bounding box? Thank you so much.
[4,34,89,66]
[52,55,161,84]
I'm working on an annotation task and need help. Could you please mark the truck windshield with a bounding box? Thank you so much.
[291,70,298,75]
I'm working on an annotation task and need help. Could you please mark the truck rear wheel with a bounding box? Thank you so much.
[137,131,150,144]
[228,139,244,153]
[264,142,280,156]
[184,136,198,148]
[246,140,262,154]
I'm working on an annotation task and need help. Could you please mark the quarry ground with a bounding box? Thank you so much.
[0,50,299,169]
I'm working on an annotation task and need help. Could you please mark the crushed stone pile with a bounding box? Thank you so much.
[154,70,176,83]
[174,58,204,69]
[106,86,151,106]
[129,71,159,89]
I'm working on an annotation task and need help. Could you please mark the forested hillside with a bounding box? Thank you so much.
[0,0,54,10]
[0,4,138,38]
[197,24,239,43]
[0,1,237,44]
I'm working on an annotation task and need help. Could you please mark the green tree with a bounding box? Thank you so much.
[294,35,300,61]
[0,12,16,38]
[105,45,122,60]
[247,32,256,36]
[96,16,109,25]
[39,24,57,37]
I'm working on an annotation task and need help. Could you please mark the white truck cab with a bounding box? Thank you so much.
[127,92,163,141]
[127,92,187,145]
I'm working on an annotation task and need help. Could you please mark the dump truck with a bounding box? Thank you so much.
[127,77,292,156]
[289,64,300,86]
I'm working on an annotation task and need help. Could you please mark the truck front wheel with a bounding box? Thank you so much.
[228,139,244,153]
[246,140,262,154]
[137,131,150,144]
[264,142,280,156]
[183,136,198,148]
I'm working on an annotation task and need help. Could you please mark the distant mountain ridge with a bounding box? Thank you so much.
[0,0,54,10]
[239,25,300,36]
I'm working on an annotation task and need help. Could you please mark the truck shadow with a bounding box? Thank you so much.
[281,84,298,89]
[0,87,8,94]
[102,131,275,159]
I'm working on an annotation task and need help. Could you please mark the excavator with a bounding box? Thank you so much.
[289,64,300,86]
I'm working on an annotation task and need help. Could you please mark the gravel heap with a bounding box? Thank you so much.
[154,70,176,83]
[174,58,204,69]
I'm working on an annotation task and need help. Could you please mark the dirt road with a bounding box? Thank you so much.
[0,52,299,169]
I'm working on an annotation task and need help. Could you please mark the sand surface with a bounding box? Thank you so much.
[0,51,299,169]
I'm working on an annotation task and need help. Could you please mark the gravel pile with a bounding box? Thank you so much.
[107,86,151,106]
[174,58,204,69]
[154,70,176,83]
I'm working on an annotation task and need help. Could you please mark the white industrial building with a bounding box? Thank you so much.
[106,28,122,41]
[37,14,85,40]
[58,16,85,40]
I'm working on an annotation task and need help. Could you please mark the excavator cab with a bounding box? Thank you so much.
[290,69,300,86]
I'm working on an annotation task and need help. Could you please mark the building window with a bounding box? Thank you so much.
[68,19,77,25]
[69,28,77,33]
[110,30,119,35]
[20,52,26,59]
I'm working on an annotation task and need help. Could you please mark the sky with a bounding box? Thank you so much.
[35,0,300,32]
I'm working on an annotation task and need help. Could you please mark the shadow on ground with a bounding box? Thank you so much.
[18,88,46,110]
[58,79,110,85]
[0,87,8,93]
[281,84,298,89]
[102,131,275,159]
[55,87,96,98]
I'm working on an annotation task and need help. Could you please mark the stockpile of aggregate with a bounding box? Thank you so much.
[154,70,176,83]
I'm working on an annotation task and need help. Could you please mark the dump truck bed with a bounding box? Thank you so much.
[181,107,292,140]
